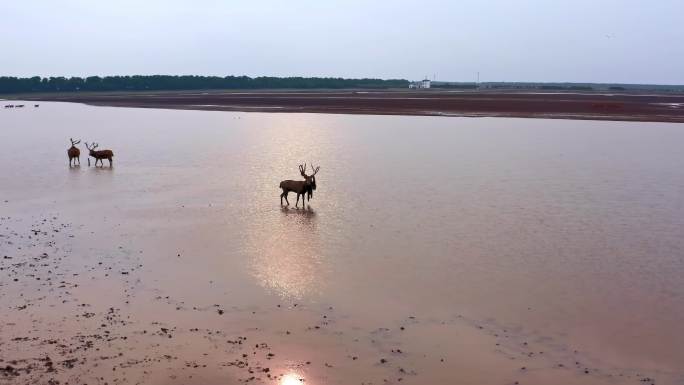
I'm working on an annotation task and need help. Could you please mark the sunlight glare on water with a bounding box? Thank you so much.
[245,206,325,299]
[242,114,336,299]
[280,372,306,385]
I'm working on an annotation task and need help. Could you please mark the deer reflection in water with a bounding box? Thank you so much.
[246,195,322,299]
[280,205,316,218]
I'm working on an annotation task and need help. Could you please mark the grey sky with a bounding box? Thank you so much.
[1,0,682,84]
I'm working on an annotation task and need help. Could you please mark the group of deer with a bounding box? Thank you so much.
[279,163,320,207]
[4,104,39,108]
[70,139,320,204]
[67,138,114,167]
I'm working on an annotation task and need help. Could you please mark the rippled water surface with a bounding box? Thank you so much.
[1,102,683,384]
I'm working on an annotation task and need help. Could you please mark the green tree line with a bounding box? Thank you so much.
[0,75,409,94]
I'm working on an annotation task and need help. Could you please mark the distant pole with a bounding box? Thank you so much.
[477,72,480,84]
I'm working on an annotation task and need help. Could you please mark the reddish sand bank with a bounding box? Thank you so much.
[17,89,684,122]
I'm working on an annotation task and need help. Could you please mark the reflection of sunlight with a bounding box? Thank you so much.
[245,207,324,299]
[281,372,305,385]
[241,115,335,300]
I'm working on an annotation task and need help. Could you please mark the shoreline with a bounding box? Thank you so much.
[7,89,684,123]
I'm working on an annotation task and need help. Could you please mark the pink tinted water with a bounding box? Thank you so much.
[1,102,683,383]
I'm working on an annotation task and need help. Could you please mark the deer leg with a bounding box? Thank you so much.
[108,158,112,167]
[296,193,301,207]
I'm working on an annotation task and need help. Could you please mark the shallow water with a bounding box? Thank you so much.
[1,102,683,384]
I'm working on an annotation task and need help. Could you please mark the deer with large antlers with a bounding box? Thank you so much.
[67,138,81,167]
[85,142,114,167]
[279,163,320,207]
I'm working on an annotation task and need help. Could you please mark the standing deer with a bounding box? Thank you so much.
[279,164,320,207]
[67,138,81,166]
[85,142,114,167]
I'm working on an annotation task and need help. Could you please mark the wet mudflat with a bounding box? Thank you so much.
[1,102,683,384]
[20,90,684,122]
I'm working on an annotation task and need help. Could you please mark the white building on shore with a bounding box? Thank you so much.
[409,78,431,89]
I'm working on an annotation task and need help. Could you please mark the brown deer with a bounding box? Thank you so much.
[85,142,114,167]
[279,163,320,207]
[67,138,81,166]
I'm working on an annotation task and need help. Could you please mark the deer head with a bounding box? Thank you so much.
[310,163,320,191]
[69,138,81,148]
[85,142,99,154]
[299,164,320,185]
[299,163,320,200]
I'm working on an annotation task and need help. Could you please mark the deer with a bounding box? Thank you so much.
[67,138,81,166]
[279,163,320,207]
[85,142,114,167]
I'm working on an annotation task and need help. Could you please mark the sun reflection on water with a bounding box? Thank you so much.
[280,372,306,385]
[241,115,336,300]
[245,205,325,299]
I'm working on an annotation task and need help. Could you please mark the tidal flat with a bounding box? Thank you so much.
[1,102,683,384]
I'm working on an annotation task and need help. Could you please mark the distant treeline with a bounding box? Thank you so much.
[0,75,409,94]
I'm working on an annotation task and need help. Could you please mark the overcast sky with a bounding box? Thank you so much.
[1,0,682,84]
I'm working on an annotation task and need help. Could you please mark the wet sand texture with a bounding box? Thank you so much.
[14,89,684,122]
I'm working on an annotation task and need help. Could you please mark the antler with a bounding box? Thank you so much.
[311,164,320,176]
[299,163,307,177]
